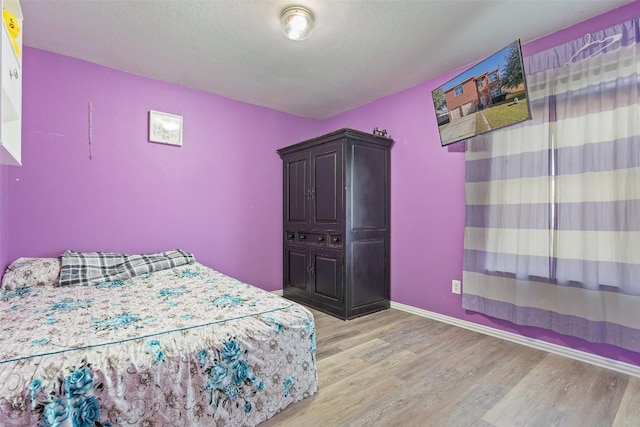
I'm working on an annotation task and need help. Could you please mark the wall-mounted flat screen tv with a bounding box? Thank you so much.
[432,39,531,147]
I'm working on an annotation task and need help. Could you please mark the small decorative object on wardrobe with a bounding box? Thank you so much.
[372,127,391,138]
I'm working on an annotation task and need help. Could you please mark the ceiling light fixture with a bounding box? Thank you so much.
[280,6,314,41]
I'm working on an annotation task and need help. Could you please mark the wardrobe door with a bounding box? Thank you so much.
[283,151,310,230]
[310,142,343,231]
[283,244,309,299]
[309,247,344,314]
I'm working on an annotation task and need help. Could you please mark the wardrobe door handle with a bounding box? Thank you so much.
[299,235,306,240]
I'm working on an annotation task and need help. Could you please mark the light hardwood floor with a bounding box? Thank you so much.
[260,308,640,427]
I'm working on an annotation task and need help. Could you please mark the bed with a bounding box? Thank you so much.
[0,250,317,426]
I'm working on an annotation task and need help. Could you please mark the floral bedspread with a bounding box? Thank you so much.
[0,263,317,426]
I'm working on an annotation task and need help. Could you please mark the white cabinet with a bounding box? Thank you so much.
[0,0,22,166]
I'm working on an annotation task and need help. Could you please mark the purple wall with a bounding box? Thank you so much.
[3,47,321,290]
[0,164,8,270]
[2,1,639,366]
[322,0,640,366]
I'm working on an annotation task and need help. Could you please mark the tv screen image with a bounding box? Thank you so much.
[432,40,531,147]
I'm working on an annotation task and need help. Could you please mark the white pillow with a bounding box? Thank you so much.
[1,257,61,291]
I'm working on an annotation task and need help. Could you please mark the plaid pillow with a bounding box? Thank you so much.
[59,249,195,287]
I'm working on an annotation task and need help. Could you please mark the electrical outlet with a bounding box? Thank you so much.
[452,279,461,294]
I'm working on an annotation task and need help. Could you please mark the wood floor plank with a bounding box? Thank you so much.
[315,309,407,359]
[260,308,639,426]
[612,377,640,426]
[317,338,389,387]
[372,335,532,426]
[430,382,508,427]
[263,351,409,426]
[483,353,628,426]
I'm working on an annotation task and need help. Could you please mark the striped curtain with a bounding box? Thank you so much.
[462,18,640,352]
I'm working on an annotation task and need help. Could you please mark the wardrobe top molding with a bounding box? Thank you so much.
[277,128,394,157]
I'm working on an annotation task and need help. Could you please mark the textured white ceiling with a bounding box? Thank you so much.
[21,0,632,119]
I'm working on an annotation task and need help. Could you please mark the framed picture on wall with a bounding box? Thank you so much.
[148,110,183,146]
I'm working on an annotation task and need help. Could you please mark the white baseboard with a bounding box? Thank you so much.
[271,291,639,377]
[390,301,640,378]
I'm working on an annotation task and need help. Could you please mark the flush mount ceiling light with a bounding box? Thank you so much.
[280,6,314,41]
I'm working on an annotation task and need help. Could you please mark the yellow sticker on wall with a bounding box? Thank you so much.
[3,9,21,58]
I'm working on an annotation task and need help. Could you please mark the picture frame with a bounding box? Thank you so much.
[148,110,183,146]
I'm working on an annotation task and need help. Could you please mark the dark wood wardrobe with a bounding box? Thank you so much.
[277,128,393,319]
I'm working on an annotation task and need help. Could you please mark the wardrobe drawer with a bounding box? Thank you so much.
[297,232,327,245]
[328,234,343,247]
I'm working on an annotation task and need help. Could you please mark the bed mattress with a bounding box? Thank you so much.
[0,262,317,426]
